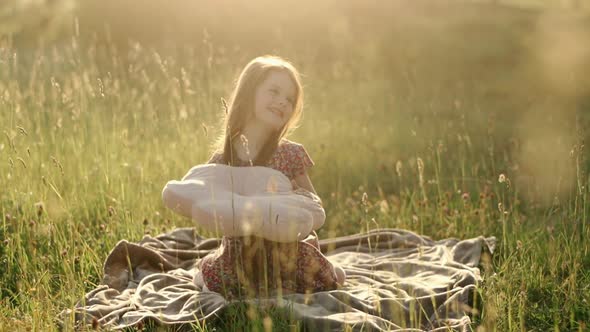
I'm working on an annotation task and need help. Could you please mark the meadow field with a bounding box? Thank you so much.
[1,0,589,330]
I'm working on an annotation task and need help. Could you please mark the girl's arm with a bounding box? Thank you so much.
[292,170,318,195]
[293,171,322,247]
[292,170,323,208]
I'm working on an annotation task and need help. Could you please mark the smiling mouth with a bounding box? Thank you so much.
[269,108,284,119]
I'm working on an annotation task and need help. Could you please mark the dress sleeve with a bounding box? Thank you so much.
[290,143,314,178]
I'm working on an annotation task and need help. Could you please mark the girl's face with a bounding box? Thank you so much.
[252,70,296,131]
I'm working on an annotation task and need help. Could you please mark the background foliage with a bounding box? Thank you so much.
[1,0,589,330]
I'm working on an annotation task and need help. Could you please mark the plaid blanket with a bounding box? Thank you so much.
[59,228,495,331]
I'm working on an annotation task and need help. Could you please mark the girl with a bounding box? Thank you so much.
[196,55,346,299]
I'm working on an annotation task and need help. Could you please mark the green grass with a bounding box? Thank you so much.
[1,0,590,330]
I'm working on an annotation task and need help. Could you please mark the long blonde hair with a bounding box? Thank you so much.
[214,55,304,166]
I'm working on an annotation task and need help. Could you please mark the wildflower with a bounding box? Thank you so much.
[498,174,506,183]
[143,218,149,226]
[462,192,470,201]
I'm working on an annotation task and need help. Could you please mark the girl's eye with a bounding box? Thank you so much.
[269,89,278,95]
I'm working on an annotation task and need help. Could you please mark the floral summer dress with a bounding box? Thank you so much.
[198,139,339,298]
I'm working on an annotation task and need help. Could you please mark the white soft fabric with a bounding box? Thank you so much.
[162,164,325,243]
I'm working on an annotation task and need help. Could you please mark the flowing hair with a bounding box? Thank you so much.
[213,55,304,166]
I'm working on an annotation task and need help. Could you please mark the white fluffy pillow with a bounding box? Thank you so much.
[162,164,325,242]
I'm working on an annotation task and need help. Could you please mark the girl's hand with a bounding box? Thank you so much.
[292,171,322,204]
[291,174,322,206]
[294,187,322,205]
[302,230,320,249]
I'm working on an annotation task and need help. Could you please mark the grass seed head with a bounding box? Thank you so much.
[221,97,228,114]
[395,160,403,178]
[91,317,99,330]
[361,192,368,206]
[34,202,44,216]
